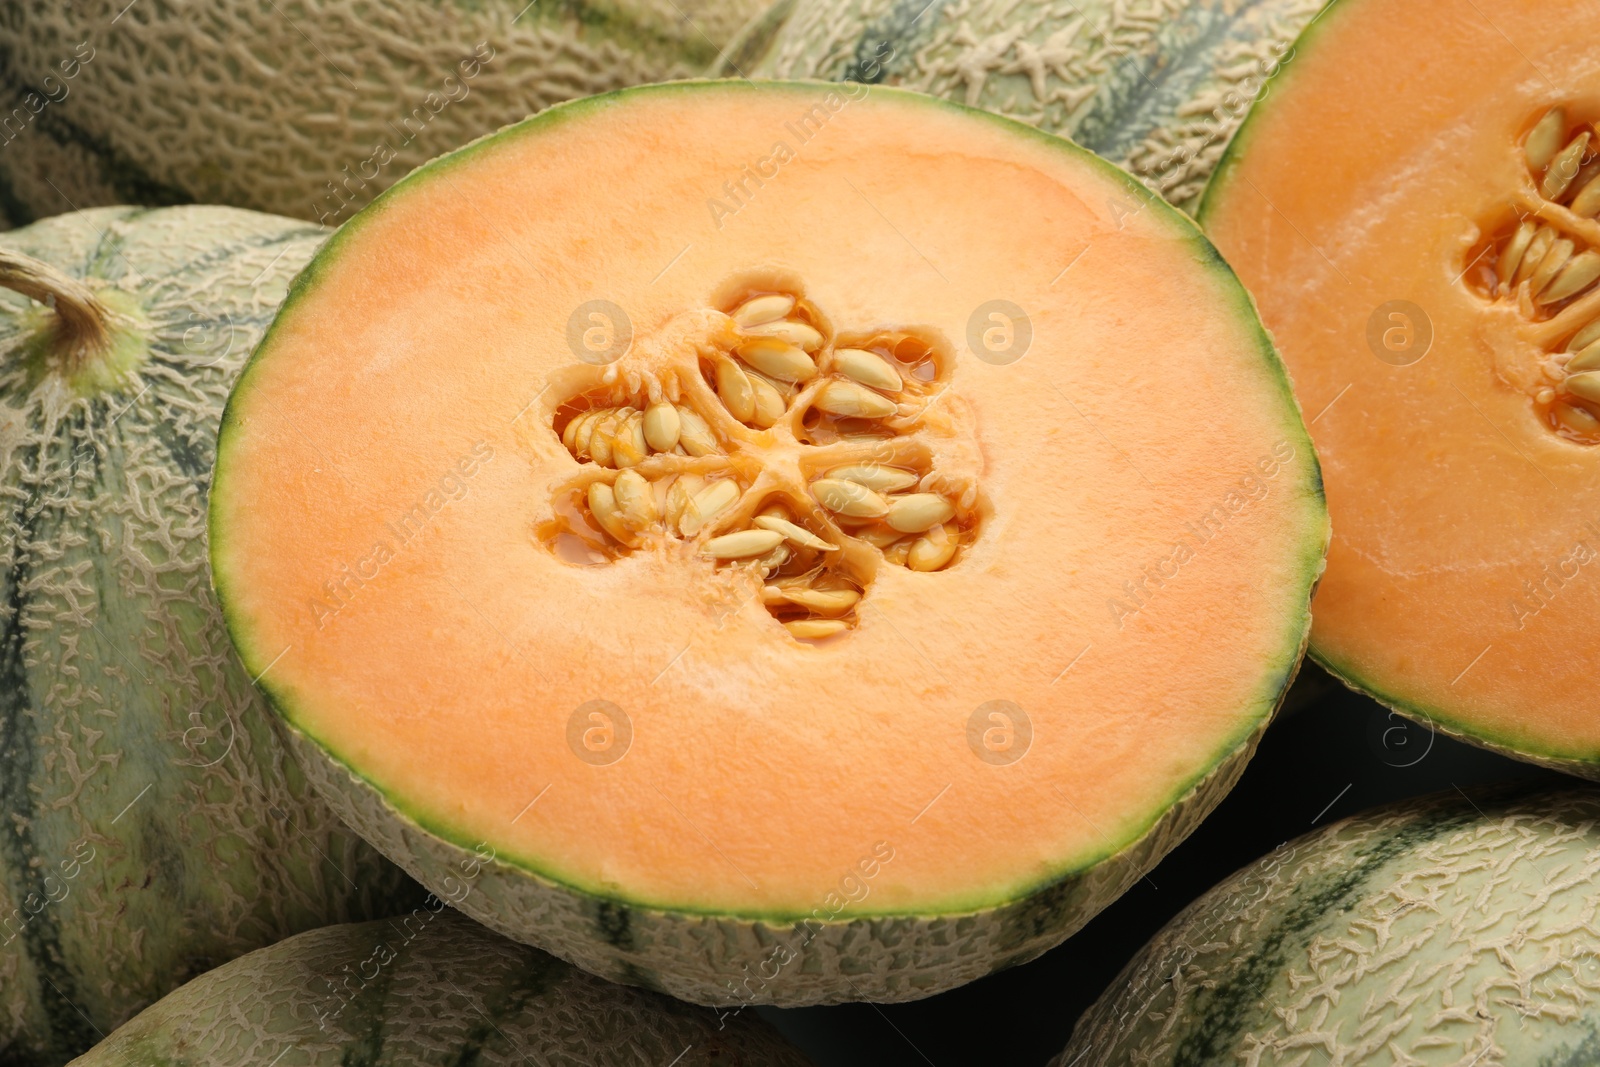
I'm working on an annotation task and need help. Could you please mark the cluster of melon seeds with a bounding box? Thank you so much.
[1474,105,1600,441]
[543,288,979,641]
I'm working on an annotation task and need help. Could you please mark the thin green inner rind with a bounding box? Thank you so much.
[211,79,1330,922]
[1197,0,1600,771]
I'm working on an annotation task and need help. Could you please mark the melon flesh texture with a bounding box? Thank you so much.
[1200,0,1600,773]
[70,911,814,1067]
[210,80,1327,1004]
[1059,785,1600,1066]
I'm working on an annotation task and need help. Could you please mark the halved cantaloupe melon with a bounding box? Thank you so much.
[210,80,1328,1004]
[1201,1,1600,775]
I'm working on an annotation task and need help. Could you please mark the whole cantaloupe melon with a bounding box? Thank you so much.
[0,0,768,225]
[0,206,421,1067]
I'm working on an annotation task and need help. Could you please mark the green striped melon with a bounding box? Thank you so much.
[0,0,769,227]
[722,0,1328,211]
[68,910,813,1066]
[0,206,421,1067]
[1059,784,1600,1066]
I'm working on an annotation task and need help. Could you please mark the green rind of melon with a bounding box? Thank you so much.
[1056,783,1600,1066]
[1195,0,1600,779]
[66,911,815,1067]
[0,206,423,1067]
[720,0,1332,212]
[0,0,771,227]
[210,79,1329,1005]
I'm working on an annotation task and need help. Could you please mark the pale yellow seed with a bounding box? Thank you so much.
[569,410,604,457]
[664,479,692,529]
[1531,238,1575,296]
[561,412,584,452]
[784,618,849,640]
[587,482,632,544]
[1526,106,1567,170]
[612,469,656,529]
[752,515,837,551]
[1515,226,1555,286]
[588,410,621,466]
[1497,220,1537,287]
[731,293,795,327]
[1573,175,1600,218]
[774,587,860,615]
[680,479,740,537]
[1567,371,1600,403]
[814,380,898,419]
[883,540,913,566]
[611,411,648,468]
[1567,342,1600,372]
[854,525,903,549]
[737,337,818,382]
[810,478,890,518]
[832,348,902,392]
[1555,400,1600,433]
[716,360,756,422]
[749,374,786,428]
[676,406,719,457]
[886,493,956,534]
[1540,250,1600,303]
[744,319,824,350]
[757,500,794,521]
[908,524,958,572]
[703,529,784,559]
[1542,131,1591,200]
[643,401,680,453]
[827,464,919,493]
[1572,317,1600,352]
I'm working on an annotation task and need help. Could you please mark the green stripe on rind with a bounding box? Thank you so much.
[1195,0,1600,776]
[210,79,1327,1001]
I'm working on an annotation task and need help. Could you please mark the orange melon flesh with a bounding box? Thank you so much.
[1200,2,1600,771]
[212,82,1325,925]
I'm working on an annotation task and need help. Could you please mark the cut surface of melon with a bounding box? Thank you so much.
[211,80,1326,1001]
[1201,0,1600,773]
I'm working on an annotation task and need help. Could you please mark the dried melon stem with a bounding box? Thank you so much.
[0,246,147,395]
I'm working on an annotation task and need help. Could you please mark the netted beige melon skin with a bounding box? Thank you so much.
[0,0,766,225]
[729,0,1328,211]
[1059,785,1600,1066]
[284,698,1278,1006]
[69,911,815,1067]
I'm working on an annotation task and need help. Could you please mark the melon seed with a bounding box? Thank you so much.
[1515,226,1555,285]
[680,479,740,537]
[1555,400,1600,433]
[731,293,795,327]
[611,410,649,467]
[664,478,691,528]
[570,409,605,457]
[737,337,818,382]
[1573,175,1600,218]
[748,373,786,428]
[587,482,633,544]
[774,587,860,615]
[1526,107,1567,170]
[907,523,958,572]
[643,400,681,453]
[828,464,920,493]
[832,348,903,393]
[676,405,720,456]
[1572,317,1600,352]
[814,380,898,419]
[703,529,784,559]
[883,540,913,566]
[1540,250,1600,303]
[716,360,756,422]
[588,410,621,466]
[810,478,890,518]
[784,618,849,639]
[1497,220,1537,287]
[1565,371,1600,402]
[853,524,904,548]
[1568,342,1600,372]
[753,514,836,550]
[744,319,823,350]
[1530,237,1575,296]
[1542,131,1591,201]
[612,469,656,529]
[886,493,956,533]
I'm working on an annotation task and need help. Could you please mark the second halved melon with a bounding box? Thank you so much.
[210,81,1327,1004]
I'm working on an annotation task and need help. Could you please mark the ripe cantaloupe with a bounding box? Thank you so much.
[1201,0,1600,775]
[208,80,1329,1005]
[69,910,814,1066]
[1059,785,1600,1065]
[722,0,1329,210]
[0,0,768,225]
[0,207,421,1066]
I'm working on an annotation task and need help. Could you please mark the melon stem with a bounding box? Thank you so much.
[0,246,144,392]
